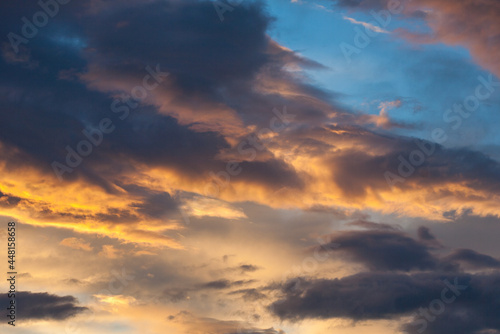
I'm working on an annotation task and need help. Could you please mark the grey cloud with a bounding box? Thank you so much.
[316,229,439,271]
[346,219,400,231]
[270,272,500,334]
[200,279,256,290]
[444,249,500,269]
[0,291,87,320]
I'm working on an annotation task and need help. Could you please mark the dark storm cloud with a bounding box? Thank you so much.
[2,0,499,202]
[270,272,463,320]
[329,135,500,198]
[84,0,271,96]
[130,191,178,219]
[315,229,439,271]
[270,271,500,334]
[0,55,229,190]
[444,249,500,269]
[269,271,500,334]
[80,0,330,124]
[0,0,306,194]
[0,291,87,320]
[401,273,500,334]
[421,147,500,193]
[237,159,304,190]
[283,123,500,203]
[271,223,500,333]
[13,0,500,206]
[315,226,500,272]
[97,110,229,177]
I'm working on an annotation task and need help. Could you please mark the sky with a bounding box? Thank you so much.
[1,0,500,333]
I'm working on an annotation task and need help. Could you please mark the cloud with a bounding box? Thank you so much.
[270,224,500,333]
[130,192,178,219]
[94,294,136,307]
[98,245,120,259]
[0,0,499,249]
[346,219,400,231]
[181,196,247,220]
[200,279,256,290]
[0,0,499,265]
[270,270,500,334]
[229,288,267,301]
[0,291,87,320]
[333,0,500,78]
[270,272,464,320]
[169,311,286,334]
[163,289,190,303]
[359,100,411,130]
[1,1,499,334]
[312,226,500,273]
[160,277,258,303]
[0,190,23,208]
[0,0,314,247]
[343,16,390,33]
[60,237,93,251]
[239,264,260,273]
[314,229,439,271]
[418,226,436,241]
[444,249,500,269]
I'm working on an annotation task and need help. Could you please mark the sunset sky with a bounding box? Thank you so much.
[1,0,500,333]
